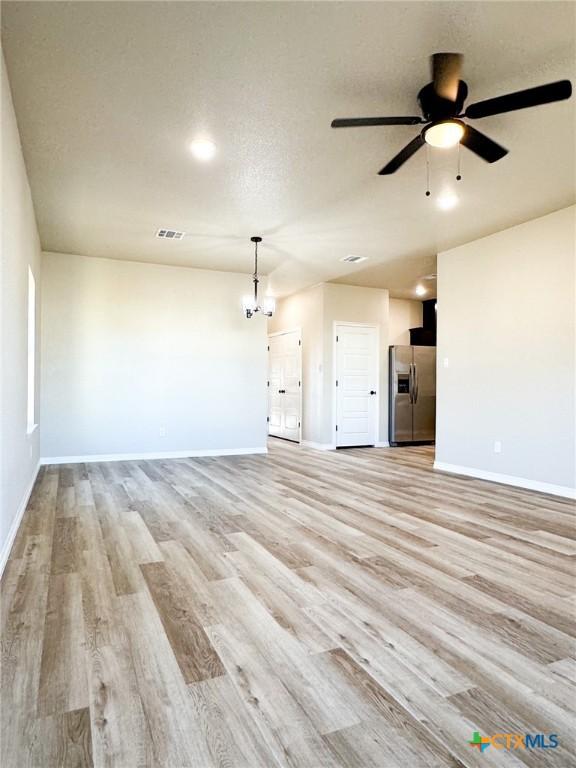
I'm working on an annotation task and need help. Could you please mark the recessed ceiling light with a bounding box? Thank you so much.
[424,120,465,149]
[189,138,216,161]
[437,192,459,211]
[415,284,427,297]
[341,254,368,263]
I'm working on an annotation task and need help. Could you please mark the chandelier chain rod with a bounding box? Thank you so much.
[253,239,259,302]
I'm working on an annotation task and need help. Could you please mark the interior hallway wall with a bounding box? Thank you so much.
[270,282,392,447]
[0,52,42,572]
[322,284,389,446]
[267,284,324,445]
[436,205,575,497]
[41,252,268,460]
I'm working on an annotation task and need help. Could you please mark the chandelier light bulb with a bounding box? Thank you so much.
[242,295,257,317]
[261,296,276,316]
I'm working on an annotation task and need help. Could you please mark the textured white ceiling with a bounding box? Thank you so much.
[2,1,575,298]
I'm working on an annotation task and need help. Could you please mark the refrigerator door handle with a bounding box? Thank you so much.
[413,363,419,403]
[408,363,414,404]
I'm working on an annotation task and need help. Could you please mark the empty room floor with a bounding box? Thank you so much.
[1,440,574,767]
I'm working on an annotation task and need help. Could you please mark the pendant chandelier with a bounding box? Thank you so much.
[242,236,275,319]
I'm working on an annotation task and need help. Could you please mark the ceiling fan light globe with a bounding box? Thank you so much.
[437,192,459,211]
[424,120,464,148]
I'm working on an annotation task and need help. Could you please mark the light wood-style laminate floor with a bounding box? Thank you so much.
[1,440,575,768]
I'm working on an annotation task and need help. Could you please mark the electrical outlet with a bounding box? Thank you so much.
[494,440,502,454]
[159,425,166,438]
[443,357,450,368]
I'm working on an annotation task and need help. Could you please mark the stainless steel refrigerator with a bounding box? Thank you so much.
[389,346,436,444]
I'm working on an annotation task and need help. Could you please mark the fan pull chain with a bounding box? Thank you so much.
[456,144,462,181]
[425,144,431,197]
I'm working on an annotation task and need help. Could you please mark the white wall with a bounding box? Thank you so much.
[1,52,42,571]
[41,252,268,460]
[389,298,423,345]
[436,206,575,497]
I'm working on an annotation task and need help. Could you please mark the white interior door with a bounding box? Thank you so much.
[268,330,301,442]
[335,324,378,447]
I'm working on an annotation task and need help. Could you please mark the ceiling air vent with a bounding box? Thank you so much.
[156,229,186,240]
[341,254,368,264]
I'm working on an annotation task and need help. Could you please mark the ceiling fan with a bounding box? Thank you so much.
[331,53,572,175]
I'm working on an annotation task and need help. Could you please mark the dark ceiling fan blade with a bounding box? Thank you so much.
[431,52,463,102]
[465,79,572,119]
[331,116,423,128]
[460,125,508,163]
[378,134,425,175]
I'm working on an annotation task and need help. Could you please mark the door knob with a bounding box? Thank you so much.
[279,389,286,394]
[369,390,377,395]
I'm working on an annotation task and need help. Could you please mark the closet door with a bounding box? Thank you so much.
[335,324,378,447]
[268,330,301,442]
[268,335,284,438]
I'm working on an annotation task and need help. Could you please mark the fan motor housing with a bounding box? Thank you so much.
[418,81,468,122]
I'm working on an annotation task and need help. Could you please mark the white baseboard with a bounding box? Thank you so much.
[41,446,268,465]
[433,461,576,500]
[0,461,40,578]
[301,440,336,451]
[302,441,390,450]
